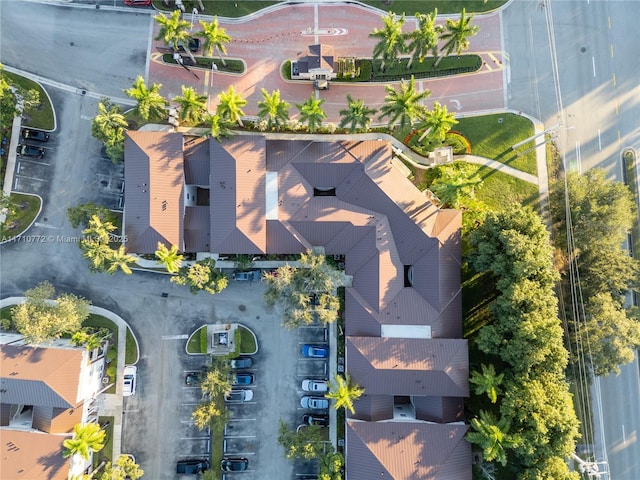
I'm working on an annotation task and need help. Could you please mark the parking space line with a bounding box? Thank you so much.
[224,435,257,439]
[15,174,47,182]
[181,402,201,406]
[17,158,50,166]
[227,418,256,422]
[179,436,210,440]
[162,334,189,340]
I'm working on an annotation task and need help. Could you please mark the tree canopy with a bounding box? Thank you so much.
[171,257,228,295]
[12,282,90,345]
[98,455,144,480]
[277,419,326,460]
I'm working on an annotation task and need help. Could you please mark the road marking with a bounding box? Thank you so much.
[450,99,462,111]
[15,174,46,182]
[618,130,621,143]
[224,435,256,439]
[80,114,93,121]
[227,418,256,422]
[598,129,602,151]
[181,402,201,406]
[34,222,60,229]
[608,16,611,28]
[612,73,616,86]
[124,409,140,413]
[17,158,50,166]
[610,44,614,58]
[622,424,626,442]
[592,56,596,77]
[179,436,210,440]
[615,100,619,115]
[162,334,189,340]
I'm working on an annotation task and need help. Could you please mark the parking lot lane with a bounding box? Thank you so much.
[225,419,257,437]
[296,360,328,378]
[223,437,257,455]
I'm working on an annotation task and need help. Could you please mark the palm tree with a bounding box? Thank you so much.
[173,86,208,126]
[467,410,519,467]
[417,101,458,142]
[154,10,192,53]
[106,245,137,275]
[155,242,183,273]
[296,95,326,133]
[378,76,430,131]
[81,239,114,272]
[369,11,406,71]
[406,10,441,69]
[196,17,231,66]
[325,374,364,414]
[338,94,377,133]
[91,101,128,147]
[209,113,233,141]
[62,422,106,460]
[437,8,479,66]
[124,76,168,122]
[217,85,247,127]
[469,364,504,404]
[83,214,117,245]
[257,88,291,131]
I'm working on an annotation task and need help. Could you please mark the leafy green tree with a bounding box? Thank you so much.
[154,10,192,53]
[62,423,106,460]
[378,76,430,131]
[155,242,183,273]
[296,95,326,133]
[173,86,208,126]
[81,239,115,273]
[467,410,519,467]
[264,251,343,328]
[469,363,503,404]
[338,94,376,133]
[430,162,483,210]
[171,258,229,294]
[91,100,127,163]
[418,101,457,142]
[209,113,233,141]
[192,401,229,430]
[12,281,90,345]
[71,331,103,351]
[325,373,364,414]
[196,17,231,65]
[217,85,247,127]
[406,10,441,69]
[369,11,406,71]
[257,88,290,131]
[67,202,118,229]
[438,8,479,65]
[277,419,326,460]
[0,64,18,128]
[124,76,168,122]
[319,452,343,480]
[98,455,144,480]
[200,367,233,399]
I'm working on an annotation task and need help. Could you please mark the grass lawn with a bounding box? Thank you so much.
[208,393,226,480]
[370,55,481,82]
[473,164,540,211]
[238,326,257,354]
[152,0,279,18]
[125,327,139,365]
[455,113,538,175]
[187,326,207,354]
[161,54,244,74]
[95,416,115,469]
[1,193,41,241]
[3,72,55,130]
[361,0,508,15]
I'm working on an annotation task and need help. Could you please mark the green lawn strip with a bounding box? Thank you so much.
[1,193,41,240]
[370,55,481,82]
[455,113,538,175]
[84,315,119,393]
[281,60,292,80]
[361,0,507,15]
[238,326,257,354]
[209,395,226,480]
[3,72,54,130]
[95,416,115,469]
[473,164,540,211]
[623,151,640,263]
[461,266,496,338]
[153,0,280,17]
[125,327,139,364]
[161,54,244,74]
[186,327,204,354]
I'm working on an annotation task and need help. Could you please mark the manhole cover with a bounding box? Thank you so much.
[580,46,587,53]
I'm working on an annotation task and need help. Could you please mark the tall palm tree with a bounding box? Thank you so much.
[296,95,326,133]
[417,101,458,142]
[406,10,441,69]
[217,85,247,127]
[83,214,117,245]
[378,76,430,131]
[154,10,192,53]
[209,113,233,141]
[338,94,377,133]
[106,245,137,275]
[437,8,479,66]
[257,88,291,131]
[124,76,168,122]
[155,242,183,273]
[91,101,128,147]
[325,374,364,414]
[469,363,504,404]
[467,410,519,467]
[369,11,406,71]
[62,422,106,460]
[81,239,114,272]
[196,17,231,66]
[173,86,208,126]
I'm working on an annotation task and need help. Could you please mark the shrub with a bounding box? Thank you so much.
[282,60,292,80]
[200,327,208,354]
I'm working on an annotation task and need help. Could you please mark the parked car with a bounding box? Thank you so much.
[21,128,49,142]
[300,396,329,409]
[225,389,254,403]
[301,344,328,358]
[16,144,45,159]
[124,0,152,6]
[123,365,137,397]
[233,373,255,385]
[185,372,204,386]
[229,356,253,369]
[302,379,328,393]
[233,270,261,282]
[303,413,329,426]
[176,459,209,474]
[177,38,201,53]
[220,457,249,472]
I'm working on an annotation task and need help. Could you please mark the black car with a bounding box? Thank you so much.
[185,372,203,386]
[220,457,249,472]
[21,128,49,142]
[176,459,209,474]
[16,144,45,158]
[229,356,253,369]
[303,413,329,426]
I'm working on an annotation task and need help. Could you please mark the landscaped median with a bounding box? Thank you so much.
[186,323,257,355]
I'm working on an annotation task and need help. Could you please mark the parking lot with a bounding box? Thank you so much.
[90,156,124,211]
[12,128,54,194]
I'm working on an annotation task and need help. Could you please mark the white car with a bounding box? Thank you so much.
[302,379,328,393]
[123,365,137,397]
[224,389,254,403]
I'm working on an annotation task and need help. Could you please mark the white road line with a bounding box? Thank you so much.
[622,424,626,443]
[181,402,201,406]
[227,418,256,422]
[17,159,50,166]
[179,436,210,440]
[224,435,257,439]
[598,129,602,151]
[15,174,46,182]
[162,334,189,340]
[34,222,61,229]
[592,56,596,77]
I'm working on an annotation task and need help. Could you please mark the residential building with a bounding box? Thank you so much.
[291,44,337,81]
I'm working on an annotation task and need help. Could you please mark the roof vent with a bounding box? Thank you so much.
[162,200,167,211]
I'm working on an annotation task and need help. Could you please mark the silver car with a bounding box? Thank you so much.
[300,396,329,409]
[224,389,254,403]
[301,379,328,393]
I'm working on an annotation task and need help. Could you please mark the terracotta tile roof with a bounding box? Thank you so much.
[0,344,83,409]
[0,430,69,480]
[346,421,471,480]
